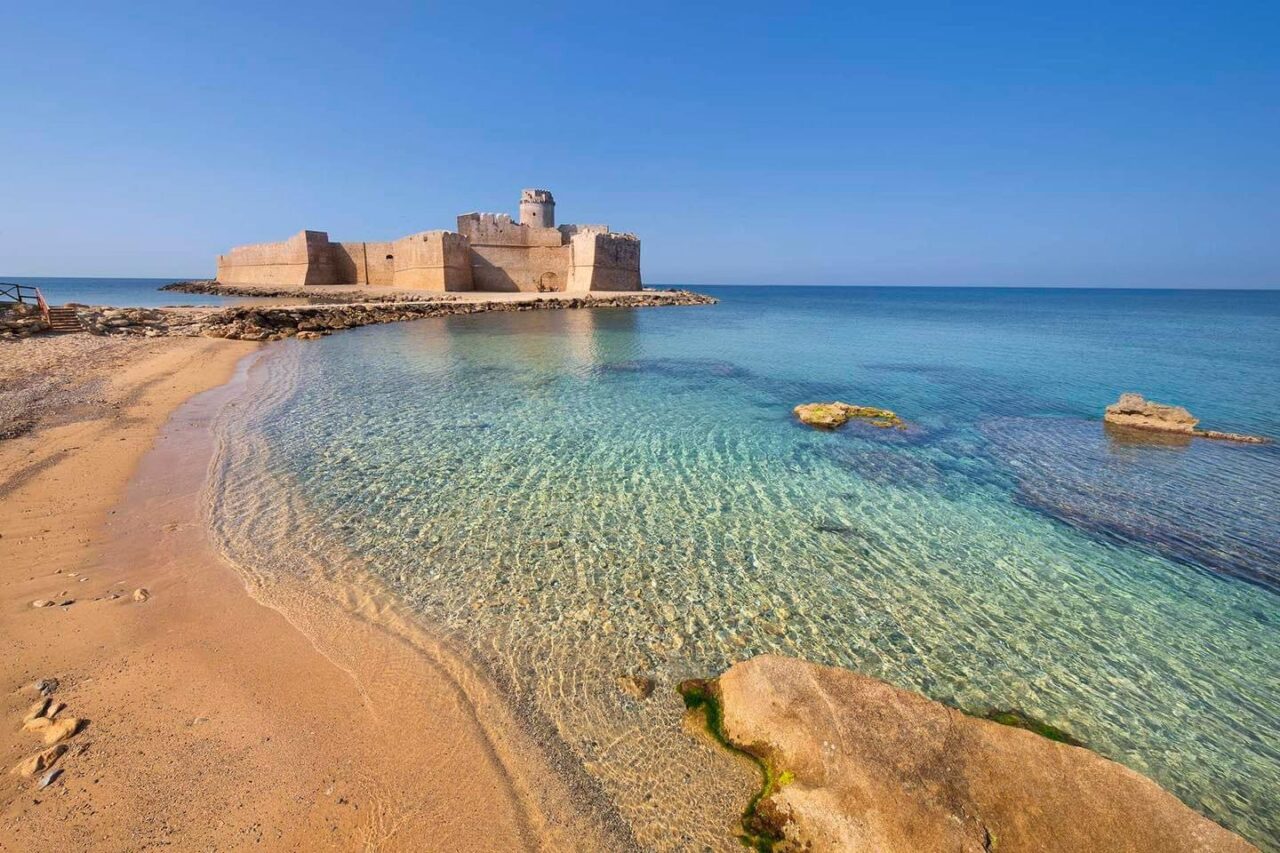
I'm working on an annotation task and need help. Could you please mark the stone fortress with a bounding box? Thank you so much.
[215,189,641,293]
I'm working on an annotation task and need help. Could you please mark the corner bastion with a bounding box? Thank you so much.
[215,189,641,293]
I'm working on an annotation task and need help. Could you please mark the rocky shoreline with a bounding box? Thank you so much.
[158,279,465,304]
[1,289,718,342]
[182,291,717,341]
[0,303,49,338]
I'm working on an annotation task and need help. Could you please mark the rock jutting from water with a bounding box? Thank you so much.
[793,401,903,430]
[686,655,1255,852]
[1104,393,1269,444]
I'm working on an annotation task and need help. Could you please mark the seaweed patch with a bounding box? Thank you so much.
[678,678,791,851]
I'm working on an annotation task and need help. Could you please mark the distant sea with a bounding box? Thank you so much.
[23,280,1280,848]
[0,276,234,307]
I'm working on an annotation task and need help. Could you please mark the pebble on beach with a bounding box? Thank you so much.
[38,716,82,746]
[10,743,68,778]
[22,698,50,724]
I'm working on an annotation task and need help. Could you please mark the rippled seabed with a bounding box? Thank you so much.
[209,287,1280,850]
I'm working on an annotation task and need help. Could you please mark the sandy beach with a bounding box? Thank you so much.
[0,335,627,851]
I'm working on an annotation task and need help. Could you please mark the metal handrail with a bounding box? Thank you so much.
[0,283,52,325]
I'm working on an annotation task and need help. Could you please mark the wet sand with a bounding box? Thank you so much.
[0,336,625,850]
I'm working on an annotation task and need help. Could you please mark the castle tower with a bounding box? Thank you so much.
[519,188,555,228]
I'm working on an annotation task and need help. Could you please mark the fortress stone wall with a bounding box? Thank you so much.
[215,190,641,293]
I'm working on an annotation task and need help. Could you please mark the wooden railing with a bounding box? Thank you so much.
[0,283,51,325]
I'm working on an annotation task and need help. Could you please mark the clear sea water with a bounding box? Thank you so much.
[0,276,234,307]
[204,286,1278,850]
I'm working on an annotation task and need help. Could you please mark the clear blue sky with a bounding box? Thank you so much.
[3,1,1277,287]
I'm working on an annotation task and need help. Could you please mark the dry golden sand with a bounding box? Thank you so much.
[0,335,625,851]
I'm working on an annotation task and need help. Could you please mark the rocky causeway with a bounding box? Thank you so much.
[1,284,718,342]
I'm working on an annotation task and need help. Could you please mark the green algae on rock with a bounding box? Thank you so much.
[677,679,790,851]
[979,708,1085,747]
[793,401,903,430]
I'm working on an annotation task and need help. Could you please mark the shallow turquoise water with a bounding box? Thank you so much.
[210,287,1280,850]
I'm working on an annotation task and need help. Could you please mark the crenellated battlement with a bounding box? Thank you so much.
[457,212,564,248]
[216,189,640,293]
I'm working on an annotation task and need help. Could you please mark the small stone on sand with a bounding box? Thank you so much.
[40,717,81,745]
[36,767,63,789]
[617,674,657,701]
[132,588,150,602]
[22,717,52,734]
[22,699,50,724]
[31,600,54,608]
[10,743,67,777]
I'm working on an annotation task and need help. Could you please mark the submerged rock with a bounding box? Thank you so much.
[699,655,1254,852]
[793,402,903,430]
[983,416,1280,590]
[1104,393,1269,443]
[616,673,656,701]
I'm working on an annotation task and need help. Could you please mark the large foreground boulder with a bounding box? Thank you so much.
[709,655,1254,852]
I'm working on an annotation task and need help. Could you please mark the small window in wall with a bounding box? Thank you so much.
[386,254,394,261]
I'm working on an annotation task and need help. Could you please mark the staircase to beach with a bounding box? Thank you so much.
[46,306,82,333]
